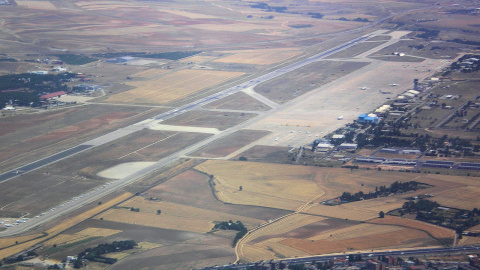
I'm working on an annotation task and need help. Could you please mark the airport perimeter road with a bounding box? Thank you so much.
[0,31,378,237]
[200,246,480,270]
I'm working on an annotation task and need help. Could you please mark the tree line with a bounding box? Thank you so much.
[339,181,426,203]
[73,240,137,268]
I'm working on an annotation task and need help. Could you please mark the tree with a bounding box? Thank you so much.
[239,186,243,191]
[156,209,161,215]
[73,259,83,269]
[379,211,385,218]
[239,156,248,161]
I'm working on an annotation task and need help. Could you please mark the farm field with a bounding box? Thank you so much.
[162,111,258,131]
[197,161,324,211]
[195,160,478,254]
[202,92,270,111]
[280,227,436,255]
[44,227,122,247]
[254,61,369,104]
[35,167,292,268]
[146,169,291,221]
[367,216,454,240]
[190,129,271,158]
[305,197,406,221]
[196,161,439,210]
[0,192,131,260]
[104,69,244,105]
[96,197,265,233]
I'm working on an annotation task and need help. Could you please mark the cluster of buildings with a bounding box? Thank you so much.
[353,154,480,171]
[228,256,474,270]
[459,57,479,72]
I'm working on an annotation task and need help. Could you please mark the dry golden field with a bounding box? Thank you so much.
[16,0,57,10]
[196,161,480,212]
[307,223,403,241]
[242,223,403,261]
[196,161,427,211]
[45,192,132,236]
[213,48,302,65]
[197,161,323,210]
[96,197,264,233]
[240,244,276,263]
[458,236,480,246]
[306,197,405,221]
[281,228,433,255]
[367,216,454,240]
[0,234,44,250]
[44,227,122,247]
[0,192,131,260]
[238,220,438,261]
[251,214,325,240]
[156,9,218,19]
[255,238,310,259]
[105,69,244,105]
[179,55,218,63]
[131,68,167,79]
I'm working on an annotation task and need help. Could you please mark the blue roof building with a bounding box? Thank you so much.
[358,113,379,124]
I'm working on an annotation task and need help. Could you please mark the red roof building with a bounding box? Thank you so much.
[40,91,67,100]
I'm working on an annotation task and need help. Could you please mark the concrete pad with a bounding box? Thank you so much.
[245,57,452,148]
[97,162,156,179]
[146,123,221,134]
[57,94,97,103]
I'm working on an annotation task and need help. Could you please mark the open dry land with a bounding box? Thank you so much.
[231,145,294,163]
[161,110,258,131]
[105,69,245,105]
[254,60,370,104]
[96,197,264,233]
[213,48,302,66]
[325,41,388,59]
[0,105,158,172]
[0,192,131,260]
[202,92,270,111]
[194,161,475,260]
[199,161,480,212]
[0,129,210,216]
[281,227,436,255]
[33,168,291,268]
[190,129,271,158]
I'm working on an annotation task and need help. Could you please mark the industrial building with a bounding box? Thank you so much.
[358,113,379,124]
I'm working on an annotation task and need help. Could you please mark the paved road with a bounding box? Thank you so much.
[201,246,480,270]
[0,31,377,237]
